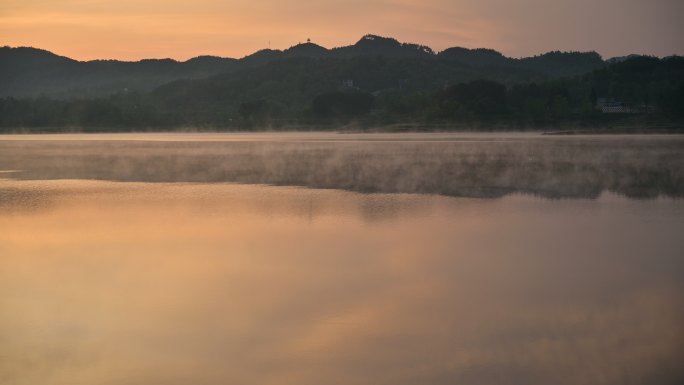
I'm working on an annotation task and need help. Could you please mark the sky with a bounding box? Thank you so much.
[1,0,683,61]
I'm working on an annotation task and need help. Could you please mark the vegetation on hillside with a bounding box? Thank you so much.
[0,36,682,131]
[1,34,604,99]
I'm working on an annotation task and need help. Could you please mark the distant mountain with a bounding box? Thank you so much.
[440,47,604,77]
[331,35,434,57]
[284,42,329,57]
[248,35,435,60]
[1,53,682,130]
[0,46,237,98]
[439,47,509,67]
[1,35,607,99]
[138,50,609,125]
[519,51,604,77]
[240,49,283,66]
[606,54,644,64]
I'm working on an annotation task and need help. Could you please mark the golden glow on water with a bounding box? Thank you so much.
[1,179,683,384]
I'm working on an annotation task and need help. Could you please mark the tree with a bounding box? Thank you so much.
[311,92,374,117]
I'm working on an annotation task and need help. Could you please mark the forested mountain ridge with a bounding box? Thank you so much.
[2,34,605,99]
[1,53,681,130]
[0,46,238,98]
[2,34,682,131]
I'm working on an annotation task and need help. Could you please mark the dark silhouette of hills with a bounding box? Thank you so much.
[332,35,435,57]
[439,47,604,77]
[284,42,329,57]
[1,37,682,131]
[0,46,237,98]
[240,49,282,66]
[1,34,605,98]
[439,47,509,67]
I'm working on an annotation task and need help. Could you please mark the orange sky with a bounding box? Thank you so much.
[1,0,682,61]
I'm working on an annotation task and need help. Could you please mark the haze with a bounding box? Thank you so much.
[1,0,682,61]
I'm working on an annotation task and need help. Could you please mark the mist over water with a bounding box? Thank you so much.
[1,132,682,199]
[1,133,683,385]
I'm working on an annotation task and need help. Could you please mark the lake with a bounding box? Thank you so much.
[1,133,683,385]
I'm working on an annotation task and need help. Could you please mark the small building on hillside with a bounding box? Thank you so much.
[339,79,356,90]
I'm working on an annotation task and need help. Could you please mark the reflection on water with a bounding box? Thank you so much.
[1,179,683,385]
[1,133,683,199]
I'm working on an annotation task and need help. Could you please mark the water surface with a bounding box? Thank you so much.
[1,133,683,385]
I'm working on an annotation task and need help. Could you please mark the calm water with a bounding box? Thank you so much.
[1,133,683,385]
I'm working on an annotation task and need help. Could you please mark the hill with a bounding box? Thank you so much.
[0,46,238,98]
[1,54,681,130]
[1,35,605,98]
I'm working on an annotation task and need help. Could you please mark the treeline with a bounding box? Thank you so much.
[414,56,684,123]
[0,55,682,131]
